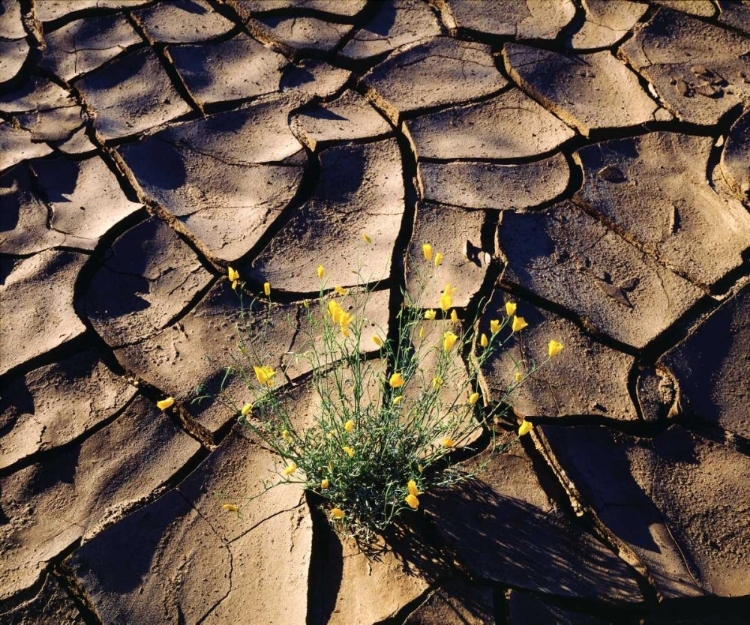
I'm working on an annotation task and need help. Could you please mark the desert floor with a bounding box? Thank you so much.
[1,0,749,623]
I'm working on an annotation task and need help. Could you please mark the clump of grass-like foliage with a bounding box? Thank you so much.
[200,240,563,539]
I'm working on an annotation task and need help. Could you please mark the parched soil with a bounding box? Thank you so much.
[1,1,750,623]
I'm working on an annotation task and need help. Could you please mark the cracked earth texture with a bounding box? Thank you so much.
[1,0,749,623]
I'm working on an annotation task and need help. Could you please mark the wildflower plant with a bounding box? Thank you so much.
[208,240,563,539]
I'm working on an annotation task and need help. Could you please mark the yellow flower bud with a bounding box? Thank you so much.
[342,446,355,458]
[334,285,348,296]
[512,316,528,333]
[443,331,458,351]
[240,403,252,416]
[480,333,489,348]
[505,301,517,317]
[405,494,420,509]
[515,371,523,383]
[424,309,436,320]
[490,319,500,334]
[419,326,426,339]
[408,480,419,496]
[434,252,443,267]
[317,265,325,278]
[344,419,354,432]
[450,309,458,322]
[432,376,444,390]
[518,420,534,436]
[417,463,424,473]
[389,372,405,388]
[282,429,291,441]
[156,397,175,410]
[548,340,564,358]
[372,335,383,347]
[283,462,297,476]
[362,233,372,244]
[321,479,330,489]
[263,282,271,297]
[469,392,480,405]
[222,503,239,513]
[393,395,404,405]
[422,243,433,261]
[331,507,345,519]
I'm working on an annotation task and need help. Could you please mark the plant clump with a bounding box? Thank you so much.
[201,240,562,539]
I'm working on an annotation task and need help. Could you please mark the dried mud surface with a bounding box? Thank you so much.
[1,1,749,623]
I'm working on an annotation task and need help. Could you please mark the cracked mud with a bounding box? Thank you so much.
[1,1,749,624]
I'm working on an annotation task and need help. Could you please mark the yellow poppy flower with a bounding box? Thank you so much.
[334,285,348,296]
[228,266,240,290]
[405,494,419,509]
[422,243,433,261]
[338,310,353,327]
[331,507,345,519]
[439,285,455,312]
[240,403,252,416]
[328,300,343,323]
[512,316,528,333]
[389,372,405,388]
[441,437,455,448]
[393,395,403,405]
[439,293,452,312]
[434,252,443,267]
[156,397,175,410]
[372,336,383,347]
[321,479,330,489]
[317,265,325,278]
[518,420,534,436]
[490,319,500,334]
[505,301,517,316]
[263,282,271,297]
[432,376,444,390]
[469,392,480,405]
[548,340,564,358]
[253,365,276,387]
[362,233,372,244]
[342,446,355,458]
[480,333,489,348]
[424,309,436,320]
[408,480,419,496]
[515,371,523,383]
[283,462,297,476]
[222,504,239,513]
[450,309,458,322]
[344,419,354,432]
[443,331,458,351]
